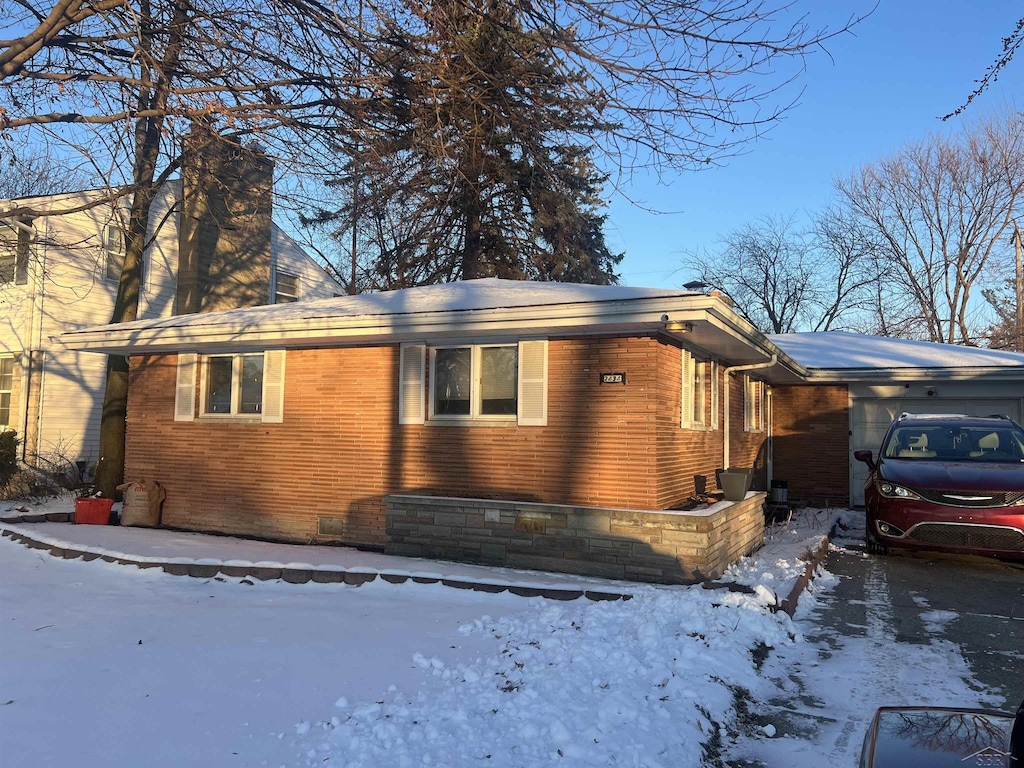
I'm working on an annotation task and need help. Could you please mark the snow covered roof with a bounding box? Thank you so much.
[104,278,703,333]
[61,278,793,370]
[770,331,1024,379]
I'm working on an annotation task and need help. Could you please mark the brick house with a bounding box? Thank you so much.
[59,279,1024,582]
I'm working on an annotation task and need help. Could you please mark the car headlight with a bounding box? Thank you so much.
[877,481,921,500]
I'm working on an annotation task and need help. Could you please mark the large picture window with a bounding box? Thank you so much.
[431,344,518,419]
[202,354,266,416]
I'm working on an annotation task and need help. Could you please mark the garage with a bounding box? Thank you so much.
[768,331,1024,509]
[849,387,1024,505]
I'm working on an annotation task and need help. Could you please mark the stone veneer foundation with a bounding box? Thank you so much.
[385,493,766,584]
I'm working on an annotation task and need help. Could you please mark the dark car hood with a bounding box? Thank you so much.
[880,459,1024,492]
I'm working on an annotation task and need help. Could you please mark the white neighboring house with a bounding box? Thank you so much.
[0,180,341,475]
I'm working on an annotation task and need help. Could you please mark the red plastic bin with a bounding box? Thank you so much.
[74,497,114,525]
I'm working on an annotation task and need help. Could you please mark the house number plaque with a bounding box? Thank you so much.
[601,372,626,385]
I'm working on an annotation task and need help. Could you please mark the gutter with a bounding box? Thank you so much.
[722,355,777,472]
[802,366,1024,383]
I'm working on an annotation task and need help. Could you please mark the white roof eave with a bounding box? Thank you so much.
[58,292,809,379]
[803,366,1024,382]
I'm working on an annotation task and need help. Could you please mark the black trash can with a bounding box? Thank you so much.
[770,479,788,504]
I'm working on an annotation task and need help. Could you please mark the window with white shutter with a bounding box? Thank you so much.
[399,343,426,425]
[261,350,286,423]
[709,360,719,430]
[398,340,547,426]
[517,340,547,426]
[174,353,197,422]
[744,375,764,432]
[680,349,692,429]
[188,350,285,422]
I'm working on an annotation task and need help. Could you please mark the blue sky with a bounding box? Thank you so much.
[607,1,1024,289]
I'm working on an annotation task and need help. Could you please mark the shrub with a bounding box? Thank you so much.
[0,430,20,488]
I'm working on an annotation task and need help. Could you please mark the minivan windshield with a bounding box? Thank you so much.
[883,424,1024,463]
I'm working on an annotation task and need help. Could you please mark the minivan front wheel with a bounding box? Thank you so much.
[866,534,889,556]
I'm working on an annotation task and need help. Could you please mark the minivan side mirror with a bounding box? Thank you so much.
[853,449,876,470]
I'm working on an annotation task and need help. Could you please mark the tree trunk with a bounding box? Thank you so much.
[92,181,159,497]
[93,0,187,497]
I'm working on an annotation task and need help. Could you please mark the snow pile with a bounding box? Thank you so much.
[295,586,796,767]
[722,507,839,604]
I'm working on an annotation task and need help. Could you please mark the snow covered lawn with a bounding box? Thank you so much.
[0,504,1003,767]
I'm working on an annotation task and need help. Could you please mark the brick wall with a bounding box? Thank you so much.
[126,336,690,546]
[772,384,850,506]
[124,337,797,548]
[728,374,769,489]
[655,343,725,507]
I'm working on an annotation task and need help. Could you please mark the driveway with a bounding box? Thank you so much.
[827,533,1024,709]
[728,514,1024,768]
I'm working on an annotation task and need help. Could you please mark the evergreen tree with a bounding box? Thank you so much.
[320,0,623,287]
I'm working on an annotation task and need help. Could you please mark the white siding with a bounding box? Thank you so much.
[271,225,342,301]
[3,185,347,464]
[23,185,183,463]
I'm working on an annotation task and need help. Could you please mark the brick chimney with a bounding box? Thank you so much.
[176,125,274,314]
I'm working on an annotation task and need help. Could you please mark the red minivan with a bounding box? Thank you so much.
[853,413,1024,559]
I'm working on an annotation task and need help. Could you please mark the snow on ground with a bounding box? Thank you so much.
[289,579,791,768]
[0,500,997,768]
[724,511,1005,768]
[0,537,530,768]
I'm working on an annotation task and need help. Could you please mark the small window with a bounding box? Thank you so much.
[1,220,30,285]
[681,350,712,430]
[709,360,719,430]
[275,271,298,303]
[692,359,706,427]
[105,224,126,282]
[104,223,145,285]
[430,344,518,420]
[202,354,265,416]
[0,357,13,427]
[0,247,13,284]
[744,376,765,432]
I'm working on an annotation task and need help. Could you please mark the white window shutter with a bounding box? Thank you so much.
[709,360,719,430]
[517,340,547,426]
[399,343,426,425]
[680,349,692,429]
[261,349,286,424]
[174,353,197,422]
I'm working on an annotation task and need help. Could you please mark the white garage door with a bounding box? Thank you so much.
[850,398,1023,506]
